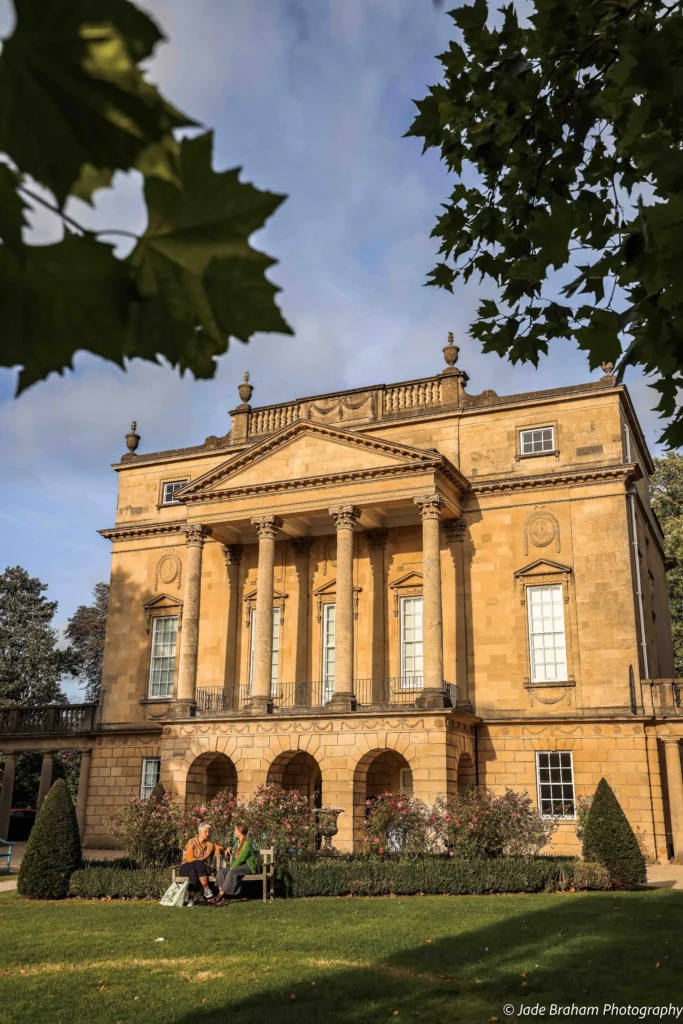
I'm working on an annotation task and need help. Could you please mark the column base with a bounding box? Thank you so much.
[245,695,274,715]
[169,699,197,719]
[325,692,357,713]
[415,687,448,710]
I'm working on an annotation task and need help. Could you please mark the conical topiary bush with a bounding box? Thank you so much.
[582,778,646,889]
[18,778,82,899]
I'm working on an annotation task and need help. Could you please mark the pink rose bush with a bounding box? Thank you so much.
[433,788,557,858]
[363,792,435,856]
[108,790,183,867]
[179,789,239,848]
[240,783,318,858]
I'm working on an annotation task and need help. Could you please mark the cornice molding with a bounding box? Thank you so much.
[469,463,641,496]
[99,521,186,543]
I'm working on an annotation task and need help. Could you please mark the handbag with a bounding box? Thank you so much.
[159,879,189,907]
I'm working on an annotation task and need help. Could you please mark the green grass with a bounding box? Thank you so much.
[1,890,682,1023]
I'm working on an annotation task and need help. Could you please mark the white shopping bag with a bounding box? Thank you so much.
[159,880,188,907]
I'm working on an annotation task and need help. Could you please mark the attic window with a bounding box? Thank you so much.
[161,480,188,505]
[520,427,554,455]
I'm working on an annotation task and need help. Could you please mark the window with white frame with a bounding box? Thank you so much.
[248,607,281,695]
[400,596,423,688]
[520,427,554,455]
[527,585,567,683]
[161,479,188,504]
[322,603,336,702]
[148,615,178,698]
[140,757,161,800]
[535,751,575,817]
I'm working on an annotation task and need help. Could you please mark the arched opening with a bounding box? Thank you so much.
[185,752,237,808]
[457,751,476,794]
[267,750,322,807]
[353,748,414,848]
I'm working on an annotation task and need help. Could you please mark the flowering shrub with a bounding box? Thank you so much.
[432,788,557,858]
[179,790,239,849]
[364,792,435,856]
[108,790,182,867]
[575,793,593,842]
[240,783,317,858]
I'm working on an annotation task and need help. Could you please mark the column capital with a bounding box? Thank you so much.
[251,515,283,540]
[662,736,682,746]
[366,528,388,551]
[444,517,467,543]
[222,543,243,567]
[292,536,314,558]
[329,506,361,530]
[414,494,447,521]
[183,524,209,547]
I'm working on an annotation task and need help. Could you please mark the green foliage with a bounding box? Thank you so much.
[239,783,318,858]
[276,855,609,898]
[433,788,557,858]
[70,865,170,899]
[0,0,291,393]
[64,582,109,703]
[575,793,594,844]
[17,778,82,899]
[1,749,81,807]
[582,778,646,888]
[363,792,436,855]
[409,0,683,446]
[0,565,74,706]
[107,790,182,867]
[651,453,683,675]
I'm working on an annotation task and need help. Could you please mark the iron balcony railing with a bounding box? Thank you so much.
[0,703,98,735]
[195,678,458,715]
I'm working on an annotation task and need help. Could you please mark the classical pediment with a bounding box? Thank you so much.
[312,577,361,621]
[142,593,183,632]
[176,420,447,502]
[514,558,573,578]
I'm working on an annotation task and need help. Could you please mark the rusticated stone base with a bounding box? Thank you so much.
[415,687,448,710]
[325,692,357,712]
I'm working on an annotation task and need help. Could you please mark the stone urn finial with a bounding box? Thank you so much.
[237,371,253,409]
[443,331,459,372]
[601,361,615,376]
[125,421,140,457]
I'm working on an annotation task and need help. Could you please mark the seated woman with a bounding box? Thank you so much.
[179,822,223,903]
[214,824,259,905]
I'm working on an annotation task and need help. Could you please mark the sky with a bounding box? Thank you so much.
[0,0,667,700]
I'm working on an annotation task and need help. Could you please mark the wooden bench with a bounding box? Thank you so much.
[0,839,12,874]
[171,847,275,902]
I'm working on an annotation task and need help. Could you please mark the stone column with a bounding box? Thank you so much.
[366,529,388,702]
[328,506,361,710]
[445,517,468,707]
[292,538,314,700]
[250,515,283,713]
[0,753,16,840]
[76,749,92,840]
[414,494,447,709]
[37,750,55,810]
[175,524,207,715]
[221,544,243,709]
[663,737,683,859]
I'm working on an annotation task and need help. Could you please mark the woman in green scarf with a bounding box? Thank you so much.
[214,824,259,905]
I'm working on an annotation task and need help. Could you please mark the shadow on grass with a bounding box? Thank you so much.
[172,892,683,1024]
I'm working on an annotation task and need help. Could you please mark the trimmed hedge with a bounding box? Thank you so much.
[18,779,82,900]
[275,856,611,897]
[70,866,171,899]
[68,856,612,900]
[582,778,646,889]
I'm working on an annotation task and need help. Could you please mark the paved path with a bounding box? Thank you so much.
[0,845,125,893]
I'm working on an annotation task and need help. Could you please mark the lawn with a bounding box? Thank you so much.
[0,889,682,1024]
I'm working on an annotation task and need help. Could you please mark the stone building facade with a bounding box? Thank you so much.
[2,340,683,862]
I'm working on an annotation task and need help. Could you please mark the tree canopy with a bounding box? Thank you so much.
[64,582,109,703]
[409,0,683,446]
[0,0,291,393]
[0,565,74,706]
[651,453,683,674]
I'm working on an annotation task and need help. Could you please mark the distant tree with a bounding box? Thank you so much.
[64,583,109,703]
[0,566,73,706]
[651,454,683,676]
[1,749,82,808]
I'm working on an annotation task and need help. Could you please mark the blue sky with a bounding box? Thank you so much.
[0,0,666,700]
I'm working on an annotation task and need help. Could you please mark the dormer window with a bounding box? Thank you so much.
[520,427,554,455]
[161,479,188,505]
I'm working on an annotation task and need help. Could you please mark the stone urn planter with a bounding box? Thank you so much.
[315,807,344,852]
